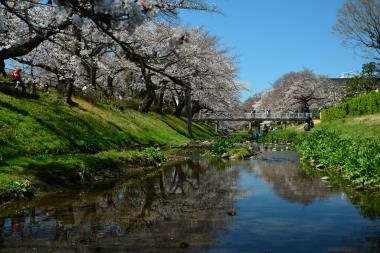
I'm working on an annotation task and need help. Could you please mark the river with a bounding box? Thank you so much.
[0,149,379,253]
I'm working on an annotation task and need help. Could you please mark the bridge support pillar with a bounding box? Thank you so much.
[248,121,252,131]
[215,121,219,132]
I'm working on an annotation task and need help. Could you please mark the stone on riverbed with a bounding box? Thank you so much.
[320,176,330,181]
[316,164,324,170]
[355,185,364,191]
[202,140,211,146]
[221,153,230,159]
[230,155,241,160]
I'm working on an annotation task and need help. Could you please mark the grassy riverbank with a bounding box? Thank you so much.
[0,91,215,200]
[0,91,214,159]
[260,113,380,188]
[0,148,165,200]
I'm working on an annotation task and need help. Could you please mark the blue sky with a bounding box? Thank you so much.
[179,0,367,101]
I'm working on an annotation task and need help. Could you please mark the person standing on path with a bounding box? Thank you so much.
[11,67,27,93]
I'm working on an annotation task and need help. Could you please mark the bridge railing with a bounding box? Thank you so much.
[193,112,313,121]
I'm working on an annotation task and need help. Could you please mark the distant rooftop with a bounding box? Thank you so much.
[339,71,359,78]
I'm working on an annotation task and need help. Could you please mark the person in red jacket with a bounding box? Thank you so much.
[11,67,27,92]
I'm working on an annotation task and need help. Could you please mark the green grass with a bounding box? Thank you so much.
[228,146,252,158]
[0,91,215,160]
[0,90,216,199]
[203,138,252,159]
[317,115,380,141]
[260,114,380,187]
[261,113,380,144]
[259,127,301,144]
[0,148,165,197]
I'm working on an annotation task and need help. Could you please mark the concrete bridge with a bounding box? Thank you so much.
[193,112,313,122]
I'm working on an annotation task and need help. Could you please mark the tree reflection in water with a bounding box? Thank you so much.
[0,154,240,253]
[250,149,380,220]
[247,150,339,205]
[1,151,380,253]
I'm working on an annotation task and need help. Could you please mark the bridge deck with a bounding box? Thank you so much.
[193,112,313,122]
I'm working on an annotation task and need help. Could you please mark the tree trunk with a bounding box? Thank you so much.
[174,100,186,117]
[173,93,186,117]
[139,63,156,113]
[30,67,36,95]
[191,100,202,116]
[302,100,310,113]
[107,75,114,99]
[185,87,193,138]
[156,88,165,114]
[90,66,97,89]
[66,80,76,106]
[21,82,27,94]
[56,76,66,95]
[0,60,6,78]
[140,88,156,113]
[32,80,37,95]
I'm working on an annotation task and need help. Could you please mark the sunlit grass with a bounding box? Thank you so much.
[261,113,380,144]
[0,90,215,196]
[318,113,380,141]
[259,113,380,187]
[0,149,165,194]
[0,91,214,160]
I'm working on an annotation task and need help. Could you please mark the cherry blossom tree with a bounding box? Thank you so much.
[0,0,214,76]
[131,23,240,113]
[0,0,72,76]
[1,0,243,137]
[252,69,332,113]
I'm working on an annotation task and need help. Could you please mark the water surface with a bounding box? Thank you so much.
[1,150,380,252]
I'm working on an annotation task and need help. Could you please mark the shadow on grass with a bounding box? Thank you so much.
[0,97,137,159]
[160,115,216,138]
[0,155,115,187]
[0,88,40,99]
[34,117,80,149]
[0,100,30,116]
[106,120,124,131]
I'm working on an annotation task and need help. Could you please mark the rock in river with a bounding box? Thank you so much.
[316,164,324,170]
[221,153,230,159]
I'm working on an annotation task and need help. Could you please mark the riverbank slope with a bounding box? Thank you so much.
[260,113,380,188]
[0,91,215,200]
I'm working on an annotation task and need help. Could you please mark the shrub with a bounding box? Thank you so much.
[259,129,301,144]
[230,135,244,143]
[321,91,380,121]
[298,129,380,186]
[209,139,234,155]
[143,147,165,163]
[8,179,32,197]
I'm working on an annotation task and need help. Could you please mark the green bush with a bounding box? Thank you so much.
[230,135,244,143]
[298,129,380,186]
[259,128,301,144]
[209,139,234,155]
[321,91,380,121]
[143,147,165,163]
[8,179,31,196]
